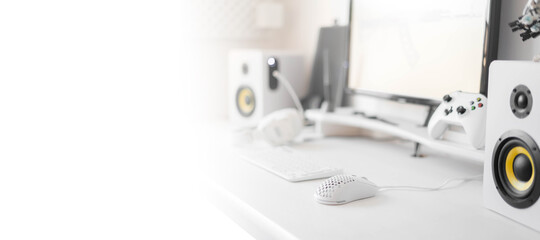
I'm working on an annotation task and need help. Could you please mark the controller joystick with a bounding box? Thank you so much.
[428,91,487,149]
[457,106,466,115]
[443,94,453,102]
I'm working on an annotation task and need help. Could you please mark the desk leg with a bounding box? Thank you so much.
[412,142,424,157]
[412,105,435,158]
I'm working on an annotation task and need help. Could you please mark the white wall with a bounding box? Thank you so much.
[279,0,349,85]
[197,0,540,121]
[185,1,291,120]
[0,1,256,239]
[189,0,349,121]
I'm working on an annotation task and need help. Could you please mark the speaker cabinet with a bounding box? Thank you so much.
[228,49,306,127]
[484,61,540,231]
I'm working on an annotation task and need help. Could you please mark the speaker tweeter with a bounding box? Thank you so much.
[510,85,533,119]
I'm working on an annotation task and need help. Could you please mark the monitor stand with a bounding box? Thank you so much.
[305,107,483,162]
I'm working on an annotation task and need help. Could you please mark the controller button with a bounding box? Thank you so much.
[457,106,466,114]
[471,106,476,110]
[478,103,484,108]
[470,101,474,105]
[477,97,482,102]
[443,94,452,102]
[444,109,450,115]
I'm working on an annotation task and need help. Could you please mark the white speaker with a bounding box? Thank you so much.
[484,61,540,231]
[228,49,306,127]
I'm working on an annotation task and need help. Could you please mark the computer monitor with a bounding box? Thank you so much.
[347,0,501,106]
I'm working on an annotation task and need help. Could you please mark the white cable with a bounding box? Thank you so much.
[378,174,483,192]
[272,70,304,115]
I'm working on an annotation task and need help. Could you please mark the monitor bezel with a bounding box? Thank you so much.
[345,0,501,106]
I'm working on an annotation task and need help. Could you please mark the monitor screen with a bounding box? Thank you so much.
[348,0,491,102]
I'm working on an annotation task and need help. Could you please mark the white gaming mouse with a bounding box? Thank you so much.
[314,175,379,205]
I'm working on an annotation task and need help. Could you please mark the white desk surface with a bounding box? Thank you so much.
[204,129,540,240]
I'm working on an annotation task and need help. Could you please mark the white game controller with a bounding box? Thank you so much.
[427,91,487,149]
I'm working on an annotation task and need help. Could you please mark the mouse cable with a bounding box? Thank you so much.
[272,70,304,116]
[377,174,483,192]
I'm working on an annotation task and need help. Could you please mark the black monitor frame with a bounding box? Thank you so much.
[345,0,501,106]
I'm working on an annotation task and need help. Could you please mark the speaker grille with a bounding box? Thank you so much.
[493,130,540,208]
[235,86,255,117]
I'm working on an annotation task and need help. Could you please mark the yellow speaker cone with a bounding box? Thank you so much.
[493,131,540,208]
[505,146,535,191]
[236,87,255,116]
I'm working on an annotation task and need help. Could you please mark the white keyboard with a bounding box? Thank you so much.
[239,147,342,182]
